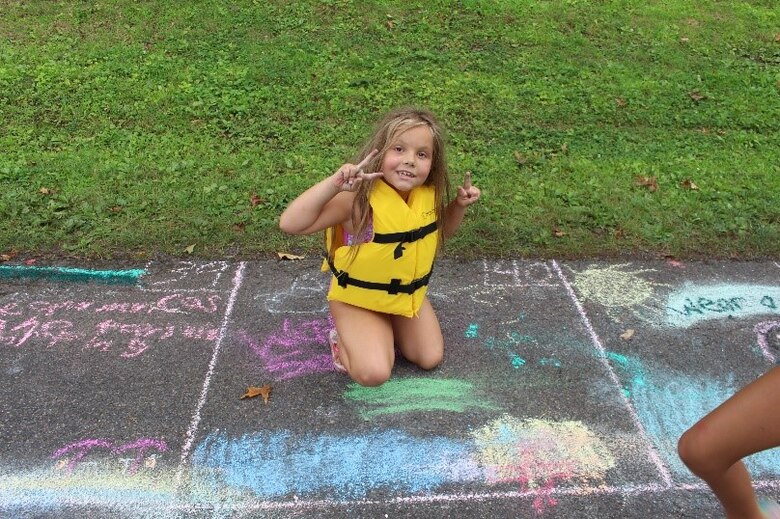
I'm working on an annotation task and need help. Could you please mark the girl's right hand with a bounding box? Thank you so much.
[332,149,384,192]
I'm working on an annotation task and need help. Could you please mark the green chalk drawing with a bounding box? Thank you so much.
[344,378,499,419]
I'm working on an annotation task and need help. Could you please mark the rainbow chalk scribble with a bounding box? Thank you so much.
[191,429,481,500]
[344,377,499,419]
[666,283,780,328]
[471,415,615,513]
[0,265,145,285]
[52,437,168,474]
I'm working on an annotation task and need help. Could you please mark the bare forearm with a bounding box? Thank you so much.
[443,201,467,238]
[279,178,340,235]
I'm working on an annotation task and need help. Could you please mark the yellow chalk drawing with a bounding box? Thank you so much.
[472,415,615,511]
[572,264,666,321]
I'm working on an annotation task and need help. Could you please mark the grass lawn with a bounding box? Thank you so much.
[1,1,778,260]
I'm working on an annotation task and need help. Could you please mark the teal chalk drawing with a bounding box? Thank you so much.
[538,358,562,368]
[510,353,526,369]
[465,323,479,338]
[610,352,780,479]
[666,283,780,328]
[0,265,145,285]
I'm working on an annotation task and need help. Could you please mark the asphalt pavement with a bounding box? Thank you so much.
[1,257,779,518]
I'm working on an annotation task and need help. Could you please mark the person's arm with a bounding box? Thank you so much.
[279,150,382,235]
[442,171,481,238]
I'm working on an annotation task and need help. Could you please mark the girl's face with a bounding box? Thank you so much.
[380,125,434,199]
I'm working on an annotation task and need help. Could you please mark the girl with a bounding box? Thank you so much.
[279,107,480,386]
[678,366,780,518]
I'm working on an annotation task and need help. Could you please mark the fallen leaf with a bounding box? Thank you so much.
[241,384,272,404]
[679,36,689,43]
[277,252,305,260]
[233,223,246,233]
[184,244,196,254]
[680,179,699,190]
[250,193,264,207]
[24,258,37,265]
[513,151,528,165]
[39,187,52,195]
[688,90,705,102]
[635,176,659,192]
[615,97,627,107]
[553,228,566,237]
[620,329,635,341]
[111,206,123,213]
[775,33,780,43]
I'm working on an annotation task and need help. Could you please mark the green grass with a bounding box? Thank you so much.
[1,0,778,260]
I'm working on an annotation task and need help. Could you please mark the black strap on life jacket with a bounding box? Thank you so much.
[372,221,438,259]
[327,257,433,295]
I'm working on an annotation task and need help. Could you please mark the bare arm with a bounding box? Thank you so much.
[279,150,382,235]
[443,171,481,238]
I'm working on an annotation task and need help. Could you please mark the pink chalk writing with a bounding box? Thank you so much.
[25,294,222,317]
[0,316,218,357]
[238,317,335,380]
[51,437,167,474]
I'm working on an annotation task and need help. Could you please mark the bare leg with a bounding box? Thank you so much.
[329,300,394,387]
[390,297,444,370]
[678,366,780,519]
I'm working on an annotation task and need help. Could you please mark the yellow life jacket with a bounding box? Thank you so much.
[321,180,438,318]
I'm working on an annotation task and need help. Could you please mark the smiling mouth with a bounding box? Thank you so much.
[396,170,415,178]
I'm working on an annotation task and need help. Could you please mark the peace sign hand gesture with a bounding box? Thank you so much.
[332,149,384,192]
[456,171,481,207]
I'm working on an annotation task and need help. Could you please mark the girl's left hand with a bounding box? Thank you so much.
[456,171,481,207]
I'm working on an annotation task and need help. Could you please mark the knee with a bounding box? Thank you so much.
[678,426,715,477]
[350,364,392,387]
[415,347,443,371]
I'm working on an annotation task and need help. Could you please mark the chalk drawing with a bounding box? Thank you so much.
[191,429,481,500]
[610,353,780,479]
[176,262,246,488]
[146,260,230,289]
[51,438,167,474]
[254,270,330,315]
[237,317,335,381]
[0,265,145,285]
[570,264,667,322]
[552,260,674,486]
[755,321,780,363]
[666,283,780,328]
[472,415,615,513]
[344,377,499,419]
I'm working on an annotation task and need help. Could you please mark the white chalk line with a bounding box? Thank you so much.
[23,479,779,513]
[551,260,674,487]
[174,261,246,487]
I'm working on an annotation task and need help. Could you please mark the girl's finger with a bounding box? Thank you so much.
[464,171,472,190]
[360,171,384,180]
[355,149,379,172]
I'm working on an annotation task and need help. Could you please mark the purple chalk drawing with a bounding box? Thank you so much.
[52,439,114,473]
[238,317,335,380]
[52,437,167,474]
[755,320,780,363]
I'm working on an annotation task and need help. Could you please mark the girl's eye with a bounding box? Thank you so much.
[394,146,403,152]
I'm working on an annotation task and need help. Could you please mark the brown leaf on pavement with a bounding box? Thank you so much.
[620,329,635,341]
[277,252,305,260]
[241,384,272,404]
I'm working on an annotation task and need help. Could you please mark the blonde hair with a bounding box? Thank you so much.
[327,107,450,261]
